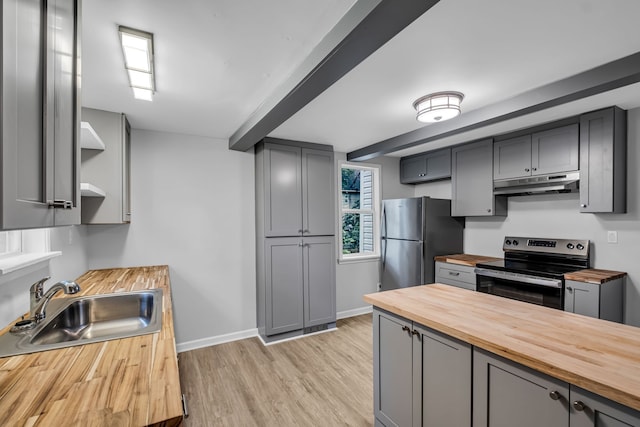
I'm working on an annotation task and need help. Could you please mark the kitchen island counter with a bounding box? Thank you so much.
[364,283,640,411]
[0,266,183,426]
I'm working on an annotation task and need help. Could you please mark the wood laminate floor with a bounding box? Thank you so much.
[178,315,373,427]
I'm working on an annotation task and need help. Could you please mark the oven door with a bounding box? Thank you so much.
[474,268,564,310]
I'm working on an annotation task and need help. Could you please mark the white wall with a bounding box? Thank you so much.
[413,107,640,326]
[334,153,413,315]
[85,129,256,346]
[0,225,89,328]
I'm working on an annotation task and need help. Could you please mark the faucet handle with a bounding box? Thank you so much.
[30,276,51,297]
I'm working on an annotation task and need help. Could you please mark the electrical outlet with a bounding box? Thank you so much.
[607,230,618,244]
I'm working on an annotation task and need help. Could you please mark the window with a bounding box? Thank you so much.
[339,162,380,261]
[0,228,59,276]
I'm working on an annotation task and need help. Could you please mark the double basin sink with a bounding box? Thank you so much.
[0,289,163,358]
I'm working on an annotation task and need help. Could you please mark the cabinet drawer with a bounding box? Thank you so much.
[435,262,476,289]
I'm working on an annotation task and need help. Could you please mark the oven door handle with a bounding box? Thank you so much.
[474,268,563,289]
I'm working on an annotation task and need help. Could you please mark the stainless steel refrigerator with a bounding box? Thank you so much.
[381,197,464,291]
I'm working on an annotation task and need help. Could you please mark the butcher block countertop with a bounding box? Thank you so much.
[434,253,502,267]
[364,284,640,411]
[565,268,627,284]
[0,266,183,426]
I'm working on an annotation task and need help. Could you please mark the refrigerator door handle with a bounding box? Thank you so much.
[381,204,387,271]
[381,237,387,271]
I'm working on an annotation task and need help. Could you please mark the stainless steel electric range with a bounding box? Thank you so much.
[474,236,590,309]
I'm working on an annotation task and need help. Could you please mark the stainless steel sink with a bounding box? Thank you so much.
[0,289,163,358]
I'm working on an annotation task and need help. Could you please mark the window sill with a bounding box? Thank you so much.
[338,255,380,265]
[0,252,61,276]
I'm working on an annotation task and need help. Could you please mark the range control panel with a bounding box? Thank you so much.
[503,237,589,256]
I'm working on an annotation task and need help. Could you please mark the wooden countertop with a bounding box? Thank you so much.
[434,253,502,267]
[565,268,627,284]
[0,266,183,426]
[364,284,640,411]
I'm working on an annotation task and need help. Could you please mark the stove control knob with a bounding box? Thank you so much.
[566,243,575,250]
[512,240,519,246]
[505,239,512,246]
[576,243,585,251]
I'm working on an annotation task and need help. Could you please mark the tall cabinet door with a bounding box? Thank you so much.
[49,0,81,226]
[301,148,334,236]
[452,139,504,217]
[415,324,472,427]
[1,0,54,229]
[373,309,414,427]
[303,236,336,328]
[264,143,303,236]
[265,238,304,336]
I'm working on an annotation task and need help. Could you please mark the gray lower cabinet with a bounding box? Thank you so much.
[564,279,623,323]
[262,236,336,338]
[579,107,627,214]
[570,386,640,427]
[1,0,81,230]
[81,108,132,224]
[373,308,471,427]
[434,261,476,290]
[452,139,507,217]
[473,348,569,427]
[400,149,451,184]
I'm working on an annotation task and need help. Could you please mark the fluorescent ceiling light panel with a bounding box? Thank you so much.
[119,25,155,101]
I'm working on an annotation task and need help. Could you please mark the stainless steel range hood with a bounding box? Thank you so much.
[493,172,580,196]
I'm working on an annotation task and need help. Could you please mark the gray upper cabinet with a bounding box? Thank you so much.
[452,139,507,217]
[473,348,569,427]
[494,124,579,180]
[81,108,132,224]
[532,125,579,175]
[1,0,81,230]
[579,107,627,214]
[493,135,532,180]
[262,142,335,237]
[302,148,335,236]
[400,148,451,184]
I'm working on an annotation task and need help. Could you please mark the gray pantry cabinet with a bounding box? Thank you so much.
[1,0,81,230]
[564,278,623,323]
[493,124,579,180]
[80,108,132,224]
[434,261,476,291]
[579,107,627,214]
[399,148,451,184]
[256,139,336,342]
[373,308,471,427]
[451,139,507,217]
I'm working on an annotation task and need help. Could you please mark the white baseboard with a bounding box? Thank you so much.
[337,305,372,320]
[177,307,373,353]
[176,328,258,353]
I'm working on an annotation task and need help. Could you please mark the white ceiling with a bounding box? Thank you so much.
[82,0,640,157]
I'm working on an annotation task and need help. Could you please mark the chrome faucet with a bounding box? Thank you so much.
[30,277,81,322]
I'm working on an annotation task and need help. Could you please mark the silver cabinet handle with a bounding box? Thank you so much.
[549,391,561,401]
[572,401,586,411]
[566,286,573,292]
[401,325,411,334]
[580,204,587,208]
[487,208,492,213]
[48,200,73,209]
[525,168,530,172]
[448,271,460,276]
[411,329,421,340]
[532,167,537,171]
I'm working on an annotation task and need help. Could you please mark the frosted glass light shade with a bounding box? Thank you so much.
[413,91,464,123]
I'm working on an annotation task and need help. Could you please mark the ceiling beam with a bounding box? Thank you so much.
[348,51,640,161]
[228,0,441,152]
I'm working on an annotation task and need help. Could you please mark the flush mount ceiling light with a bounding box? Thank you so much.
[118,26,155,101]
[413,91,464,123]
